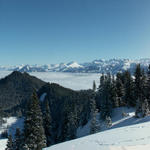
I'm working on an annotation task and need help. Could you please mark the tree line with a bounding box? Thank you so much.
[5,64,150,150]
[90,64,150,134]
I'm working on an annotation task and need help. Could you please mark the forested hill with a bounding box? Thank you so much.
[0,71,94,147]
[0,71,45,112]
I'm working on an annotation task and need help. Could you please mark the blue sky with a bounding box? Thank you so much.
[0,0,150,65]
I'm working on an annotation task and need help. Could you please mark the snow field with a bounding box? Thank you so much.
[45,107,150,150]
[44,120,150,150]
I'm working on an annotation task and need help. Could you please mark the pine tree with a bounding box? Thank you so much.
[142,99,149,117]
[116,72,125,106]
[23,92,46,150]
[43,99,52,146]
[140,69,150,117]
[98,74,105,92]
[110,75,118,108]
[93,80,96,92]
[105,116,112,128]
[0,106,3,125]
[61,104,70,142]
[66,109,78,140]
[123,71,135,107]
[90,99,100,134]
[14,128,22,150]
[5,135,13,150]
[146,64,150,107]
[134,64,143,117]
[100,74,113,120]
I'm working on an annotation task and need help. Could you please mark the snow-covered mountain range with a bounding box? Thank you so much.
[3,58,150,74]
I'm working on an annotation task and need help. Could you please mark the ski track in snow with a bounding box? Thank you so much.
[44,121,150,150]
[45,108,150,150]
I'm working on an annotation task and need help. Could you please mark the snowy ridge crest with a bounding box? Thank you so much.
[2,58,150,74]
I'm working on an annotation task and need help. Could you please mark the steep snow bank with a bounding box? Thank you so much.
[44,107,150,150]
[44,120,150,150]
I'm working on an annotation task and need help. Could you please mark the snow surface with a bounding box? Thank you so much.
[0,139,7,150]
[44,119,150,150]
[40,93,47,102]
[67,62,83,68]
[44,107,150,150]
[77,107,136,137]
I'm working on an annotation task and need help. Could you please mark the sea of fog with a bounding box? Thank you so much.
[0,71,101,90]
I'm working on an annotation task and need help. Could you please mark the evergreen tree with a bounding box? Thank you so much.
[100,74,113,120]
[134,64,143,117]
[61,104,70,142]
[0,106,3,125]
[123,71,135,107]
[141,69,149,117]
[146,64,150,106]
[110,75,118,108]
[5,135,13,150]
[98,74,105,92]
[93,80,96,92]
[43,99,52,146]
[23,92,46,150]
[66,109,78,140]
[116,72,125,106]
[14,128,22,150]
[90,98,100,134]
[105,116,112,128]
[142,99,149,117]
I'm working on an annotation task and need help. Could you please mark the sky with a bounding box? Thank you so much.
[0,0,150,65]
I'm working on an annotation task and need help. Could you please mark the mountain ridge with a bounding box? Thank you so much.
[1,58,150,74]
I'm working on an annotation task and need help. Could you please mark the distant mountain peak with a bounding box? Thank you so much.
[67,61,83,68]
[1,58,150,74]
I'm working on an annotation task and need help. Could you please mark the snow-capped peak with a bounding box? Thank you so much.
[67,61,83,68]
[1,58,150,74]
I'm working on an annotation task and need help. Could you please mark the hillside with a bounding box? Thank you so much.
[0,71,45,113]
[38,83,93,144]
[44,108,150,150]
[44,121,150,150]
[1,107,150,150]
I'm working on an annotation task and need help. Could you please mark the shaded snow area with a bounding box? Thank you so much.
[40,93,47,102]
[44,107,150,150]
[77,107,136,137]
[0,117,24,150]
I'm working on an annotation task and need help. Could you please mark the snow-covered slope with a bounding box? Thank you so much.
[77,107,136,137]
[0,139,7,150]
[44,107,150,150]
[0,117,24,150]
[44,118,150,150]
